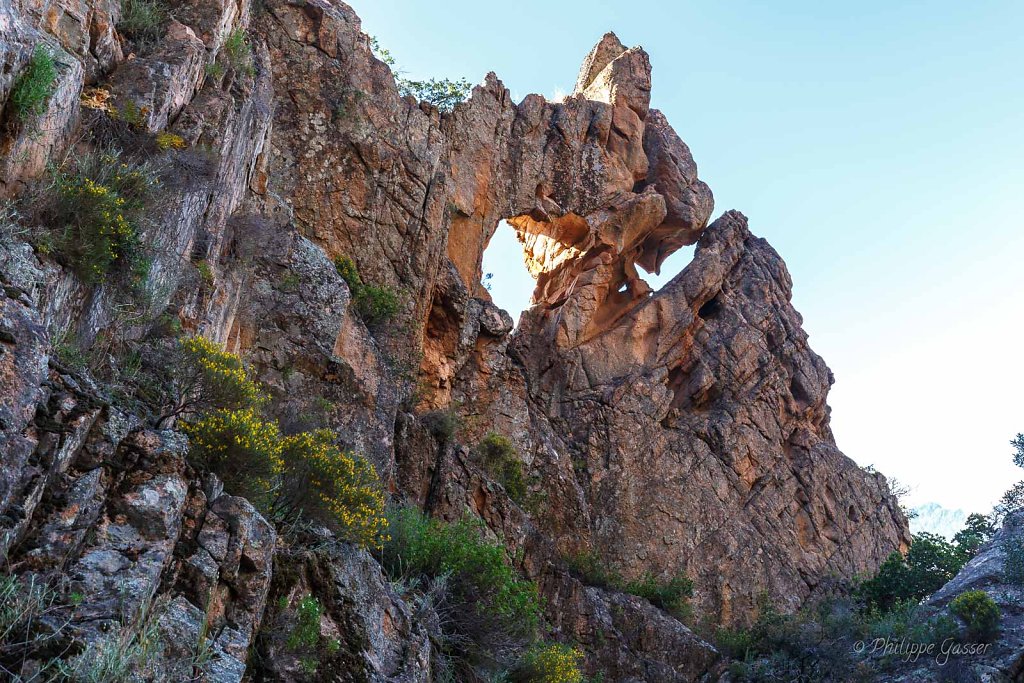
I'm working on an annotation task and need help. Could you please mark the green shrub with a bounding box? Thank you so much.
[853,598,959,650]
[182,407,283,504]
[156,335,265,425]
[917,612,962,646]
[399,77,472,112]
[41,151,158,285]
[354,284,400,325]
[223,28,255,76]
[566,550,693,620]
[204,61,226,81]
[332,254,399,325]
[512,643,584,683]
[380,508,542,676]
[118,0,168,51]
[423,408,460,441]
[501,460,527,505]
[274,429,388,549]
[716,593,970,680]
[476,433,527,504]
[565,549,621,590]
[286,595,322,650]
[195,259,214,286]
[623,571,694,621]
[370,37,471,112]
[720,595,875,682]
[949,590,1000,642]
[9,45,58,123]
[857,532,965,611]
[381,508,541,632]
[284,594,338,674]
[477,432,514,467]
[714,625,757,660]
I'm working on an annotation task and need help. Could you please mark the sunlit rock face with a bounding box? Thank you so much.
[0,0,910,679]
[428,27,909,627]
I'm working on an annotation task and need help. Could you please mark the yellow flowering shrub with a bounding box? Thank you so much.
[276,429,388,549]
[44,152,157,284]
[155,131,186,150]
[182,407,283,502]
[515,643,585,683]
[157,336,264,425]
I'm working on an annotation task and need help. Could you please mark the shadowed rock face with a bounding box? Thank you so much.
[0,0,910,679]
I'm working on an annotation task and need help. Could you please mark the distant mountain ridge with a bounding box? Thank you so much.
[911,502,968,538]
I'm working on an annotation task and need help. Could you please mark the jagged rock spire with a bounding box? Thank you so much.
[573,31,628,95]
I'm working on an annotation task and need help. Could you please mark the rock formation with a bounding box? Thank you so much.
[0,0,921,680]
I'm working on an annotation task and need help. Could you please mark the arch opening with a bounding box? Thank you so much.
[642,242,699,292]
[480,220,536,328]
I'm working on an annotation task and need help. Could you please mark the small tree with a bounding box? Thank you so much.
[399,77,472,112]
[994,433,1024,523]
[333,254,400,326]
[858,533,965,611]
[353,284,399,325]
[369,36,472,112]
[952,513,996,560]
[156,336,264,426]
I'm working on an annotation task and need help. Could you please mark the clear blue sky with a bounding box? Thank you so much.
[356,1,1024,512]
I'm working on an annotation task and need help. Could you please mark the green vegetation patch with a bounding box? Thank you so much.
[476,432,527,504]
[118,0,169,51]
[567,549,694,621]
[40,152,158,286]
[333,254,400,326]
[949,590,1000,642]
[223,28,255,76]
[9,45,58,123]
[380,507,542,676]
[512,643,585,683]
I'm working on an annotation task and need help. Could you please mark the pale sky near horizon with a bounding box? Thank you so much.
[356,1,1024,513]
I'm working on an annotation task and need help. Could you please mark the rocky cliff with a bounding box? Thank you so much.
[0,0,914,680]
